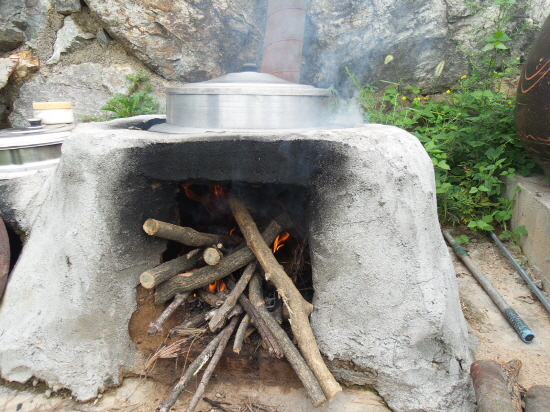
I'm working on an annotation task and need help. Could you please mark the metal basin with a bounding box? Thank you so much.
[0,122,72,178]
[158,69,332,131]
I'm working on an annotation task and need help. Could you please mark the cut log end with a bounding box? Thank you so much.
[143,219,159,235]
[140,272,156,289]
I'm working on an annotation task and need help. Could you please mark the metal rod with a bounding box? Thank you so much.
[442,230,535,343]
[489,231,550,315]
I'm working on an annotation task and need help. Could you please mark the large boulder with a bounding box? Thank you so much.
[301,0,550,91]
[8,62,155,127]
[0,0,27,52]
[84,0,268,82]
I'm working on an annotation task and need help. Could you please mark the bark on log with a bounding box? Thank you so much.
[148,293,189,336]
[155,218,286,304]
[185,316,240,412]
[233,314,250,354]
[0,217,10,300]
[249,274,326,407]
[197,290,224,308]
[157,327,227,412]
[143,218,243,247]
[209,262,257,331]
[525,385,550,412]
[225,276,283,358]
[470,360,516,412]
[203,247,223,266]
[140,249,202,289]
[229,197,341,402]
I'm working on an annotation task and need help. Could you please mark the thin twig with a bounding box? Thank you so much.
[203,397,232,412]
[148,292,189,336]
[185,316,240,412]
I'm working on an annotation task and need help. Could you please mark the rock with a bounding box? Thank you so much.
[0,0,27,52]
[47,16,95,65]
[85,0,268,81]
[9,51,40,82]
[96,28,113,50]
[8,62,136,127]
[0,58,19,89]
[55,0,81,15]
[301,0,548,92]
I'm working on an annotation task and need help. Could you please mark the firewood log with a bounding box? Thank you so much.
[229,196,341,402]
[143,218,243,247]
[140,248,201,289]
[249,274,326,406]
[154,216,289,305]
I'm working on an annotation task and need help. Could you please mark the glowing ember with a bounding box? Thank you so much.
[272,232,290,253]
[206,280,226,294]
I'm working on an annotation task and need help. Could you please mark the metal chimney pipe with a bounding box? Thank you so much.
[261,0,307,83]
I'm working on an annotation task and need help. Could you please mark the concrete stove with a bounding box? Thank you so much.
[0,116,474,412]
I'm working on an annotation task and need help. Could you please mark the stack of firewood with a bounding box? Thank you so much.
[141,196,341,412]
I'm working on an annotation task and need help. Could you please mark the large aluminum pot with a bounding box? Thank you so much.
[164,67,332,130]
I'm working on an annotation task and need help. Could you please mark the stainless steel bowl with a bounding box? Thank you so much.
[0,121,73,179]
[161,69,332,130]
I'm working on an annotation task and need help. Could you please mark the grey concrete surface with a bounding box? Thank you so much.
[0,117,474,411]
[506,174,550,293]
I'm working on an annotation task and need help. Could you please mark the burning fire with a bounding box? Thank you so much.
[207,280,226,294]
[181,183,230,207]
[272,232,290,253]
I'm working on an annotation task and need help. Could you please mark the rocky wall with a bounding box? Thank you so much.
[1,0,550,126]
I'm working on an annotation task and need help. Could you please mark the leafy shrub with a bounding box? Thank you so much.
[348,0,539,236]
[101,71,159,118]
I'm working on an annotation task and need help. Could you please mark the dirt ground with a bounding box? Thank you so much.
[1,229,549,412]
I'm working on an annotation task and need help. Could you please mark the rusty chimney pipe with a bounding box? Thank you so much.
[261,0,307,83]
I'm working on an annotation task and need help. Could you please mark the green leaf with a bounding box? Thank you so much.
[482,215,493,223]
[483,44,495,51]
[514,225,528,235]
[493,31,511,42]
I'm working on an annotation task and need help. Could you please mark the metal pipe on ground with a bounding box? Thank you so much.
[442,230,535,343]
[261,0,307,83]
[470,360,516,412]
[489,231,550,315]
[525,385,550,412]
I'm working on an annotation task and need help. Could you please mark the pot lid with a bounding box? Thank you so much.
[167,65,331,96]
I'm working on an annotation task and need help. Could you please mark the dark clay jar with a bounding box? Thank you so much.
[515,15,550,174]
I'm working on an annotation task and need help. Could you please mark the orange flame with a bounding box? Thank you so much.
[207,280,226,294]
[272,232,290,253]
[181,183,231,213]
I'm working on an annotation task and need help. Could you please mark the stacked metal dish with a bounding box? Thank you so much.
[0,119,73,179]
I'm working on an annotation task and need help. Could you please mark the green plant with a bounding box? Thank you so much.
[101,71,159,118]
[348,0,539,237]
